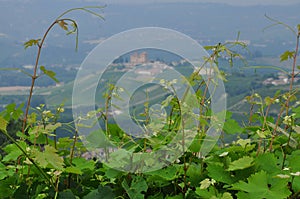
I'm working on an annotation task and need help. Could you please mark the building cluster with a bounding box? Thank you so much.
[263,72,299,86]
[130,52,148,65]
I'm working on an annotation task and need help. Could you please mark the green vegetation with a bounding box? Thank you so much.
[0,9,300,199]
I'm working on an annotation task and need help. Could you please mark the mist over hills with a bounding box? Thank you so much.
[0,1,299,72]
[0,0,299,113]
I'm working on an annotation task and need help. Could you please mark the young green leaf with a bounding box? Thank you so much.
[65,166,82,175]
[280,50,295,62]
[221,192,233,199]
[227,156,254,171]
[24,39,40,49]
[40,66,59,83]
[200,178,213,189]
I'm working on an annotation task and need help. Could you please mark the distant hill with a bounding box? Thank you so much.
[0,1,299,95]
[1,1,300,69]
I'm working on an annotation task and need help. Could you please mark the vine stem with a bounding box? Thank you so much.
[21,18,75,134]
[269,31,299,151]
[285,33,299,115]
[67,128,78,188]
[22,20,56,133]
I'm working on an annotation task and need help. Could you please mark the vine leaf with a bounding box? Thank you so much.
[33,145,64,170]
[83,185,115,199]
[221,192,233,199]
[207,163,235,184]
[255,153,281,174]
[0,116,8,132]
[200,178,213,189]
[73,157,95,170]
[232,170,291,199]
[195,187,217,198]
[227,156,254,171]
[146,165,178,181]
[0,162,14,180]
[287,150,300,171]
[65,167,82,175]
[40,66,59,83]
[24,39,40,49]
[280,50,295,62]
[122,176,148,199]
[58,20,68,31]
[2,142,27,162]
[223,112,243,135]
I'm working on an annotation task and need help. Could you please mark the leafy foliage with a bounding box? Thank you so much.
[232,171,291,199]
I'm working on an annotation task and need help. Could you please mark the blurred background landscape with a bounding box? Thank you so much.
[0,0,299,122]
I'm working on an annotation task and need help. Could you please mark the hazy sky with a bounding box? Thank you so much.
[82,0,300,6]
[0,0,299,6]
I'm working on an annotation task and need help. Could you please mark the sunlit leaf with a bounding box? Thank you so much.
[24,39,40,49]
[200,178,211,190]
[280,50,295,62]
[65,166,82,175]
[236,139,251,148]
[221,192,233,199]
[33,145,64,170]
[40,65,59,83]
[227,156,254,171]
[2,141,27,162]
